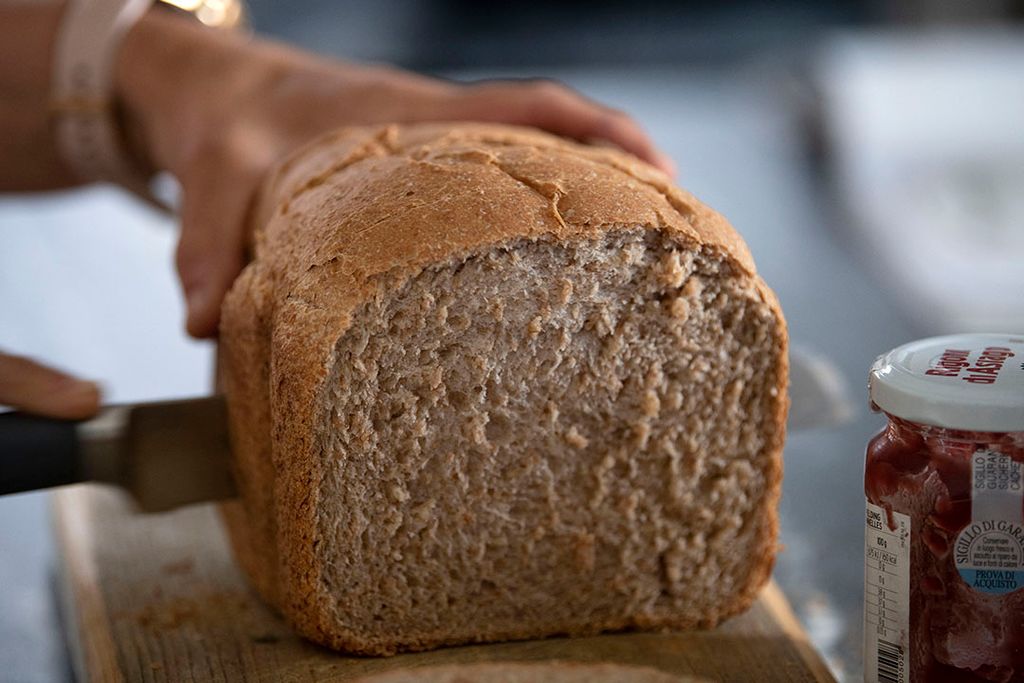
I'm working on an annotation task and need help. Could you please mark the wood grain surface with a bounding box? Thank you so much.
[53,484,836,683]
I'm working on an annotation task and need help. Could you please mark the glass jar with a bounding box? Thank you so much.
[864,334,1024,683]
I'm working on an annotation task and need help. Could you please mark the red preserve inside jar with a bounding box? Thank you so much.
[866,413,1024,682]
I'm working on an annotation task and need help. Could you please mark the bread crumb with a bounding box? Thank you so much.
[574,532,596,572]
[670,296,690,322]
[557,278,573,304]
[617,241,645,268]
[633,421,651,450]
[489,300,504,322]
[644,363,664,390]
[603,333,622,357]
[545,401,560,426]
[658,251,687,289]
[726,379,743,404]
[410,500,434,525]
[464,415,488,445]
[527,315,543,338]
[352,329,370,355]
[641,390,661,418]
[389,484,410,503]
[662,549,684,584]
[589,308,614,337]
[565,425,589,449]
[469,354,488,374]
[590,453,616,508]
[558,328,571,352]
[666,389,683,411]
[618,491,640,521]
[382,508,402,536]
[682,276,703,299]
[728,459,756,484]
[690,356,710,381]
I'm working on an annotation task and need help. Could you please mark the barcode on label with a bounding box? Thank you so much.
[877,638,904,683]
[865,501,910,682]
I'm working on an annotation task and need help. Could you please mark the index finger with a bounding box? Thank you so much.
[463,81,675,176]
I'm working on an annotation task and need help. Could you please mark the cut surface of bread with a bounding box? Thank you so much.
[349,661,702,683]
[219,123,787,655]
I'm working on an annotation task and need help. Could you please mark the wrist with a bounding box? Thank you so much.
[115,8,252,175]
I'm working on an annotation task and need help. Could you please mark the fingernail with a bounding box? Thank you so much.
[658,153,678,177]
[186,284,217,337]
[58,379,101,418]
[186,284,209,321]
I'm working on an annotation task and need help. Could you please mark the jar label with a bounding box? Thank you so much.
[954,449,1024,595]
[864,501,911,683]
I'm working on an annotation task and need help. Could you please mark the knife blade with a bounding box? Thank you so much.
[0,395,235,512]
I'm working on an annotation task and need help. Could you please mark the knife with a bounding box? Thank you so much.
[0,396,235,512]
[0,348,854,513]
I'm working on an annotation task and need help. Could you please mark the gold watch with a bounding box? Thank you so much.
[155,0,248,30]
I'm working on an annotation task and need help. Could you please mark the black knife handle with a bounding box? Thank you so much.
[0,411,81,495]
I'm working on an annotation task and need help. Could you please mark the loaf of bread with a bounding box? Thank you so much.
[219,123,787,655]
[349,662,702,682]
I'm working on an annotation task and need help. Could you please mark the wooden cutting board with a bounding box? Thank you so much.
[53,484,836,683]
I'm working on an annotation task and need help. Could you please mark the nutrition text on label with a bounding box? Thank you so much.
[864,503,909,683]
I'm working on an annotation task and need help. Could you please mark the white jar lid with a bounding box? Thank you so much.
[869,333,1024,432]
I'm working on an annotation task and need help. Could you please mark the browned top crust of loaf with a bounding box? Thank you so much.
[219,123,787,652]
[250,123,757,303]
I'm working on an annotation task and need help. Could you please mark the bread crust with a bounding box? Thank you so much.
[220,123,788,654]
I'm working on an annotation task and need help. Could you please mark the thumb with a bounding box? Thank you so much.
[0,351,101,419]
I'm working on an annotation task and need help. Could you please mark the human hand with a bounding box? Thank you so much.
[0,351,100,419]
[116,11,675,339]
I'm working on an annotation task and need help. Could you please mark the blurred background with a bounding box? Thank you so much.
[2,1,1022,681]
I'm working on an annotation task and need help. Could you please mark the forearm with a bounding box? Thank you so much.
[0,4,76,191]
[114,8,261,177]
